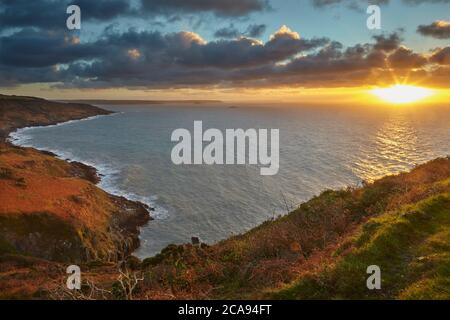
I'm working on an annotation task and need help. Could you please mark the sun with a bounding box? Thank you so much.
[370,85,434,104]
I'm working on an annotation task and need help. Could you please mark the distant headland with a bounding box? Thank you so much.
[59,99,223,105]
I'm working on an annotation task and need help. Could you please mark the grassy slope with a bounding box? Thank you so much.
[273,192,450,299]
[135,158,450,300]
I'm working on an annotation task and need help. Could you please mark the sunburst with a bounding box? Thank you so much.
[370,85,434,104]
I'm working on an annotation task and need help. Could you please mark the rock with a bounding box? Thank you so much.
[191,237,200,246]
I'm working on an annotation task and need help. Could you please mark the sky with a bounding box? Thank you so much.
[0,0,449,102]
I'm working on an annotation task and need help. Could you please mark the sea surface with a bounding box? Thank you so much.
[9,104,450,258]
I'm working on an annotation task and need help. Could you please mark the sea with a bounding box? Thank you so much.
[8,103,450,258]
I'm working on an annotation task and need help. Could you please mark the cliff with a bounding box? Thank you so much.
[0,95,151,265]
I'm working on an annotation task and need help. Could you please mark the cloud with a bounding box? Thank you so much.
[140,0,270,17]
[0,0,132,30]
[246,24,267,38]
[68,26,327,81]
[403,0,450,4]
[214,25,241,39]
[372,32,403,52]
[430,46,450,65]
[311,0,387,9]
[0,24,448,89]
[311,0,449,8]
[214,24,267,39]
[418,20,450,39]
[0,0,269,32]
[0,28,104,67]
[387,46,428,69]
[270,25,300,40]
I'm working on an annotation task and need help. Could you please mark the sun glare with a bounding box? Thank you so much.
[371,85,434,104]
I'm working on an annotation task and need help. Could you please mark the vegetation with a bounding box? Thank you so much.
[132,158,450,299]
[0,94,111,138]
[0,95,150,299]
[273,193,450,299]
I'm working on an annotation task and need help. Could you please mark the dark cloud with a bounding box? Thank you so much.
[387,46,428,69]
[214,24,267,39]
[177,37,327,69]
[246,24,267,38]
[312,0,387,9]
[418,20,450,39]
[372,33,403,52]
[403,0,450,4]
[0,65,64,87]
[311,0,449,8]
[65,30,447,88]
[0,23,448,89]
[214,25,241,38]
[0,29,103,67]
[430,46,450,65]
[64,26,328,87]
[0,0,270,35]
[0,0,132,30]
[140,0,270,17]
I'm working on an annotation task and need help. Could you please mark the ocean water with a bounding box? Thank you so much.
[9,104,450,258]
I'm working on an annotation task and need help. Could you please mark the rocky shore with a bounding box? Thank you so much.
[0,94,152,264]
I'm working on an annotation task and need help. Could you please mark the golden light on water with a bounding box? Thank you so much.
[370,85,434,104]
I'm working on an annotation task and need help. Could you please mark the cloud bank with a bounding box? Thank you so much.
[0,0,448,90]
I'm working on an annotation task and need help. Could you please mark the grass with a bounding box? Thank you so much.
[272,194,450,300]
[0,212,83,262]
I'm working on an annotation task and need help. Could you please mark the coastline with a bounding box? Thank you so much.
[5,114,116,186]
[0,97,153,260]
[4,114,157,256]
[6,111,167,220]
[7,113,114,143]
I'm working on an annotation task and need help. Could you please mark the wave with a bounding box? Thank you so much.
[7,113,169,220]
[7,114,116,146]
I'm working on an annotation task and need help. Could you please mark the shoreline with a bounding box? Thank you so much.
[6,111,167,219]
[2,109,156,258]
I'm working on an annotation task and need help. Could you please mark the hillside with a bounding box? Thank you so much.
[0,94,111,139]
[16,156,446,300]
[0,95,152,298]
[133,157,450,300]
